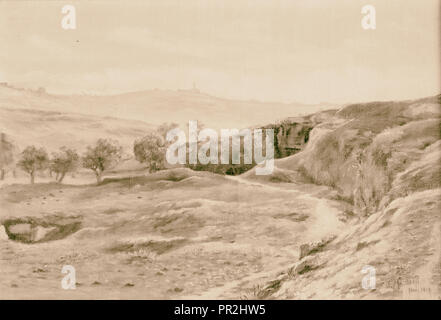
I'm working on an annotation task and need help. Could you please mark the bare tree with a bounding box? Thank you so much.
[17,146,49,184]
[82,139,122,184]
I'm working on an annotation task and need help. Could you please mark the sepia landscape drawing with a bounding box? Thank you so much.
[0,0,440,300]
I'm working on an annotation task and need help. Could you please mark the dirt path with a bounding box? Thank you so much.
[181,175,346,299]
[227,175,345,240]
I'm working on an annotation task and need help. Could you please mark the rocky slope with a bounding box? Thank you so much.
[242,95,441,299]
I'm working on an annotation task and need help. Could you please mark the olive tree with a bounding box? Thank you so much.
[17,146,49,184]
[0,133,15,180]
[50,147,79,183]
[133,132,167,173]
[82,139,122,184]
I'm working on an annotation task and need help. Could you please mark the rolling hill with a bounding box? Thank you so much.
[0,83,332,131]
[0,107,155,153]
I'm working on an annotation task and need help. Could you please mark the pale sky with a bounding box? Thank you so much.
[0,0,439,103]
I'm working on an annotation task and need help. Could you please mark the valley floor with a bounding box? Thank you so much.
[0,168,439,299]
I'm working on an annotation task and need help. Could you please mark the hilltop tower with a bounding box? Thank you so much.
[192,81,200,93]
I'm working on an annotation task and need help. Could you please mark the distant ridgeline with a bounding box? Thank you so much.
[0,82,46,95]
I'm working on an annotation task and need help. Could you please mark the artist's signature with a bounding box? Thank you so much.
[385,275,439,299]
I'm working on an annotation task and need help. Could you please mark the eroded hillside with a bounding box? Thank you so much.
[242,95,441,299]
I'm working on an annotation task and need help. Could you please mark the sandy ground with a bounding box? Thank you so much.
[0,168,439,299]
[0,169,348,299]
